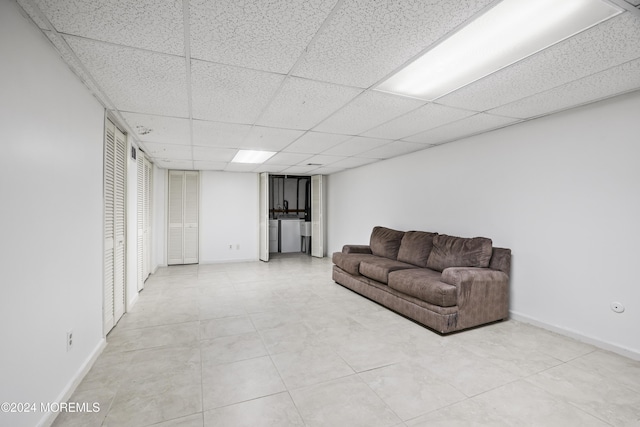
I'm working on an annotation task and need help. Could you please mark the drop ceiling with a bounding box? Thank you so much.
[16,0,640,174]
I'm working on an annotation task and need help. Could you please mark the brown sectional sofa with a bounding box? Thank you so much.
[332,226,511,334]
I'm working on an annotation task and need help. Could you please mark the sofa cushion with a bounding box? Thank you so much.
[332,252,379,276]
[397,231,437,267]
[426,235,493,272]
[369,226,405,260]
[388,269,457,307]
[342,245,372,255]
[359,258,416,284]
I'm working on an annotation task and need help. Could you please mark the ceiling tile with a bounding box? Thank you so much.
[323,136,392,157]
[32,0,184,55]
[143,142,193,160]
[257,77,362,129]
[192,120,252,148]
[314,91,425,135]
[121,112,190,145]
[224,163,260,173]
[193,161,227,171]
[39,30,112,108]
[189,0,338,73]
[488,59,640,119]
[65,37,189,117]
[192,146,237,162]
[293,0,494,87]
[303,154,346,166]
[404,113,520,145]
[328,157,379,170]
[360,141,427,159]
[282,131,349,154]
[191,60,285,124]
[243,126,306,151]
[312,166,347,175]
[253,164,289,173]
[266,152,313,166]
[282,165,320,174]
[362,103,477,140]
[154,159,194,170]
[438,13,640,112]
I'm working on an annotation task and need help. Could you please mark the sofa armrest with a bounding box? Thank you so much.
[342,245,372,254]
[441,267,510,327]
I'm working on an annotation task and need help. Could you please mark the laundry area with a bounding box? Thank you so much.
[268,175,312,255]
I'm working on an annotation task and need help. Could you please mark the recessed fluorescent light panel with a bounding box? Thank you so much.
[375,0,622,101]
[231,149,276,164]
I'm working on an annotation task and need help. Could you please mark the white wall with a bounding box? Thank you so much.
[150,169,259,268]
[0,2,106,426]
[327,91,640,358]
[199,171,259,263]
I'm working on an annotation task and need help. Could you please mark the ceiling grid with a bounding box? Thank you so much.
[14,0,640,174]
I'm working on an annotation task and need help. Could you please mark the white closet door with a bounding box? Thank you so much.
[137,150,144,291]
[143,157,152,280]
[104,121,116,332]
[311,175,324,258]
[259,172,269,262]
[113,125,127,322]
[183,171,199,264]
[104,118,126,334]
[137,153,152,291]
[168,170,185,265]
[168,170,199,265]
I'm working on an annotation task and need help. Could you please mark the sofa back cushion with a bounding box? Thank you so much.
[426,234,493,272]
[397,231,437,267]
[369,226,405,260]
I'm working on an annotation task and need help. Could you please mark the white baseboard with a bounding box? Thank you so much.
[509,310,640,361]
[127,291,139,312]
[153,259,262,268]
[37,339,107,427]
[151,263,167,274]
[199,258,259,264]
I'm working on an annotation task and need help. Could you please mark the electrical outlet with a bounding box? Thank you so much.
[67,330,73,351]
[228,244,232,250]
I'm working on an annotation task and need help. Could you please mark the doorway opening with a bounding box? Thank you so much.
[268,175,311,255]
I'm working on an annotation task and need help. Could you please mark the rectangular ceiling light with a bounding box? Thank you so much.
[231,149,276,164]
[375,0,622,101]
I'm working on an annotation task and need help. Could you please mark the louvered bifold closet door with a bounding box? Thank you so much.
[104,121,116,332]
[168,170,198,265]
[143,157,152,280]
[137,153,153,290]
[137,152,145,291]
[168,170,185,265]
[104,118,127,333]
[113,126,127,322]
[183,171,199,264]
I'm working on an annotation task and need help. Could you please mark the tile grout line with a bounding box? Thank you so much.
[247,307,310,425]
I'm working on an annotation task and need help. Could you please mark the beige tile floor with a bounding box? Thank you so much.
[53,254,640,427]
